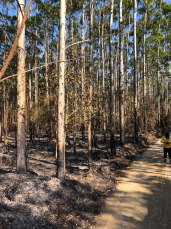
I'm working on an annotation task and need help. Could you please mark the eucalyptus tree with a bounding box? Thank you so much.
[57,0,66,179]
[44,0,49,102]
[109,0,115,155]
[134,0,138,141]
[119,0,125,144]
[157,0,162,127]
[28,8,32,111]
[143,0,147,132]
[101,2,106,140]
[81,0,86,139]
[35,4,38,106]
[88,0,94,165]
[2,2,9,147]
[97,6,101,133]
[17,0,27,173]
[160,1,171,126]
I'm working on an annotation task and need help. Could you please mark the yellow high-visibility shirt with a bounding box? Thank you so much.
[161,136,171,148]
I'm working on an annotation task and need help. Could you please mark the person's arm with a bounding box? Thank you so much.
[161,137,165,143]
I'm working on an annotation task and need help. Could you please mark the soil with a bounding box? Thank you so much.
[0,131,157,229]
[92,139,171,229]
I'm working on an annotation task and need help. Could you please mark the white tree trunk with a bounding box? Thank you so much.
[35,4,38,105]
[143,0,147,132]
[157,0,162,127]
[102,7,106,140]
[29,8,32,110]
[119,0,125,144]
[109,0,115,155]
[57,0,66,179]
[17,0,26,173]
[134,0,138,141]
[44,0,49,100]
[81,2,85,139]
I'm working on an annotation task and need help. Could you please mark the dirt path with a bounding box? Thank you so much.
[92,139,171,229]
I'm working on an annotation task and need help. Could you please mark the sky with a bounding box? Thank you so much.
[3,0,171,21]
[1,0,170,62]
[0,0,170,76]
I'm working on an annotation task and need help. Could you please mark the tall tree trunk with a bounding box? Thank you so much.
[2,3,8,145]
[55,31,59,160]
[70,0,77,154]
[34,4,38,138]
[143,0,147,132]
[102,7,106,141]
[98,9,101,134]
[140,60,143,131]
[165,74,168,126]
[137,48,140,128]
[28,7,32,146]
[109,0,115,155]
[3,83,7,146]
[125,15,130,117]
[29,8,32,111]
[88,0,93,165]
[134,0,138,142]
[17,0,26,173]
[6,86,9,146]
[44,1,49,101]
[119,0,125,144]
[164,42,168,126]
[157,0,162,127]
[165,21,169,126]
[57,0,66,179]
[115,31,119,128]
[162,70,165,126]
[81,2,85,140]
[35,4,38,105]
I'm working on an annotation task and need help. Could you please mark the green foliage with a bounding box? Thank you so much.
[0,0,170,141]
[162,2,171,16]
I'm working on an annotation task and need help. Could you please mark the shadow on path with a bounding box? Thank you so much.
[92,140,171,229]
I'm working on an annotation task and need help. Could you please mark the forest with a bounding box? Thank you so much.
[0,0,170,227]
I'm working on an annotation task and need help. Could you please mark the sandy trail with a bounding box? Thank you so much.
[92,139,171,229]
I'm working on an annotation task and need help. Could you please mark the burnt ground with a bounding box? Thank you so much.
[0,131,158,229]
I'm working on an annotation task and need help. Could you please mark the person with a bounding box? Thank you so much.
[161,132,171,162]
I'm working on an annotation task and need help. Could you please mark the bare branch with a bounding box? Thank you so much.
[66,33,116,50]
[0,0,33,80]
[0,57,80,83]
[0,28,116,83]
[16,0,24,18]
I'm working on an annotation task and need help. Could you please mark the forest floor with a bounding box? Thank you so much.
[0,131,158,229]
